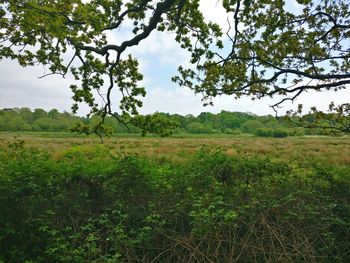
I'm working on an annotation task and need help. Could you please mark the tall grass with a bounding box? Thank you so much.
[1,133,350,165]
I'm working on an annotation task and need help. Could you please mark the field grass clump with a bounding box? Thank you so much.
[0,140,349,262]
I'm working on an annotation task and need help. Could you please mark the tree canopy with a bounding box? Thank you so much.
[1,0,349,132]
[5,107,338,137]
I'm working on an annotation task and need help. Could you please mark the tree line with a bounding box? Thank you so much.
[1,107,335,137]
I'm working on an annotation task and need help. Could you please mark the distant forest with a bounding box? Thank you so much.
[0,107,324,137]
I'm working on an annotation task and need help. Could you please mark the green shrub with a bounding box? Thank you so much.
[255,128,273,137]
[223,128,242,135]
[272,128,289,138]
[289,127,306,136]
[185,122,214,134]
[241,120,265,133]
[0,143,349,262]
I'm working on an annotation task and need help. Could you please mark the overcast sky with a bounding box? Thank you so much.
[0,0,349,116]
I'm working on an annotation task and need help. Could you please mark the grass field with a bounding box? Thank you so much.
[1,132,350,165]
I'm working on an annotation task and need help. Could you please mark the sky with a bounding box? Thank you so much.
[0,0,349,117]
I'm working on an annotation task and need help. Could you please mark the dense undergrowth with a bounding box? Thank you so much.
[0,140,349,262]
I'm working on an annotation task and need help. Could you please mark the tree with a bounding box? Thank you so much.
[19,107,33,124]
[32,108,47,121]
[48,109,60,119]
[131,113,179,137]
[185,122,213,134]
[32,117,53,131]
[241,120,265,134]
[0,0,220,119]
[0,110,30,131]
[176,1,350,108]
[0,114,5,131]
[287,103,350,134]
[218,111,251,130]
[1,1,349,132]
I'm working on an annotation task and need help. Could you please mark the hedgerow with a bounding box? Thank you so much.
[0,141,349,262]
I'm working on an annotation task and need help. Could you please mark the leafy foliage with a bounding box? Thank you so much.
[2,107,347,137]
[0,0,221,121]
[287,103,350,134]
[1,1,349,131]
[0,141,349,262]
[255,128,273,137]
[131,112,179,137]
[176,0,350,113]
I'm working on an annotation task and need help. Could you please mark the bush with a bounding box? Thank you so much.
[0,143,349,262]
[255,128,273,137]
[241,120,265,133]
[185,122,214,134]
[255,128,289,138]
[289,127,306,136]
[272,128,289,138]
[223,128,242,135]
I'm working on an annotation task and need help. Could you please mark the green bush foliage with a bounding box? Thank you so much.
[255,128,273,137]
[272,128,289,138]
[0,108,310,136]
[255,128,290,138]
[0,142,349,262]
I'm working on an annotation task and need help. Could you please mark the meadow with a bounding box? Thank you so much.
[0,132,349,262]
[1,132,350,165]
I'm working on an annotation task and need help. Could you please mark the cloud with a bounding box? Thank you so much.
[1,57,349,116]
[140,85,278,116]
[0,59,91,114]
[199,0,232,32]
[140,85,350,116]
